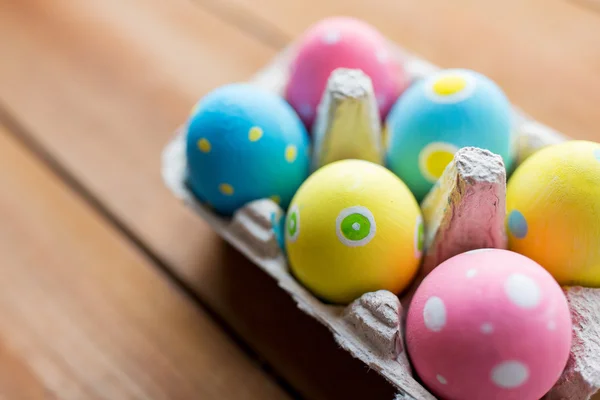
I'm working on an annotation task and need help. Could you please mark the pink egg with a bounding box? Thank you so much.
[285,17,407,129]
[406,249,572,400]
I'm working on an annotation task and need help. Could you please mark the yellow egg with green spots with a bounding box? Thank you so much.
[285,159,424,304]
[507,140,600,286]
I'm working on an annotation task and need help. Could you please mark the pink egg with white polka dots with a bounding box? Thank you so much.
[406,249,572,400]
[285,17,407,129]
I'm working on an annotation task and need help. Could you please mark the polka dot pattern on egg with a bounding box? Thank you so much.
[418,142,458,183]
[284,159,422,305]
[432,75,467,96]
[414,215,424,257]
[322,30,341,44]
[466,248,494,254]
[406,249,572,400]
[466,269,477,278]
[505,273,541,309]
[286,205,300,243]
[506,141,600,286]
[285,17,407,129]
[342,215,370,240]
[425,71,477,104]
[480,323,494,334]
[491,361,529,389]
[285,145,298,163]
[219,183,234,196]
[335,206,376,247]
[248,126,263,142]
[197,138,211,153]
[508,209,528,239]
[423,296,446,332]
[386,69,513,201]
[185,83,310,216]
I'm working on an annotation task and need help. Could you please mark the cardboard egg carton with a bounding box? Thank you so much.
[161,43,600,399]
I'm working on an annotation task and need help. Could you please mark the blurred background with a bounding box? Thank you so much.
[1,0,599,399]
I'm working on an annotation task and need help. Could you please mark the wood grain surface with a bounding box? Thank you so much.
[1,0,599,398]
[0,0,399,398]
[0,125,288,400]
[213,0,600,141]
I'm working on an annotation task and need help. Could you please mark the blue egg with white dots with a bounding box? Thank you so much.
[186,83,310,216]
[385,69,515,201]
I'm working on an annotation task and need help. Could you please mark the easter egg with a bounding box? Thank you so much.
[284,159,423,304]
[285,17,407,129]
[507,140,600,286]
[186,83,310,216]
[386,69,515,200]
[406,249,572,400]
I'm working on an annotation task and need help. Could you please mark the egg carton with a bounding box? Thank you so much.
[161,42,600,400]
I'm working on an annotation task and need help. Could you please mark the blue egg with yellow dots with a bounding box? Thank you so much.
[385,69,514,200]
[186,83,310,216]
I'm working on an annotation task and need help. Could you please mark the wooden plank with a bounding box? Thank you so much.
[569,0,600,14]
[212,0,600,142]
[0,1,397,399]
[0,125,289,400]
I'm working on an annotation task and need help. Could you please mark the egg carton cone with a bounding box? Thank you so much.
[311,68,383,170]
[399,146,508,310]
[161,41,600,400]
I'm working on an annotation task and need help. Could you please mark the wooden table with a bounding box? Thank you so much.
[1,0,599,399]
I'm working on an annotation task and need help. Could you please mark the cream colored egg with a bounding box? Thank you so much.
[284,159,423,304]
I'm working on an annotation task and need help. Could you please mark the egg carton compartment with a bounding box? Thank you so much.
[161,42,600,400]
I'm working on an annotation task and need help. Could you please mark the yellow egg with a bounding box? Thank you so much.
[285,159,423,304]
[507,140,600,286]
